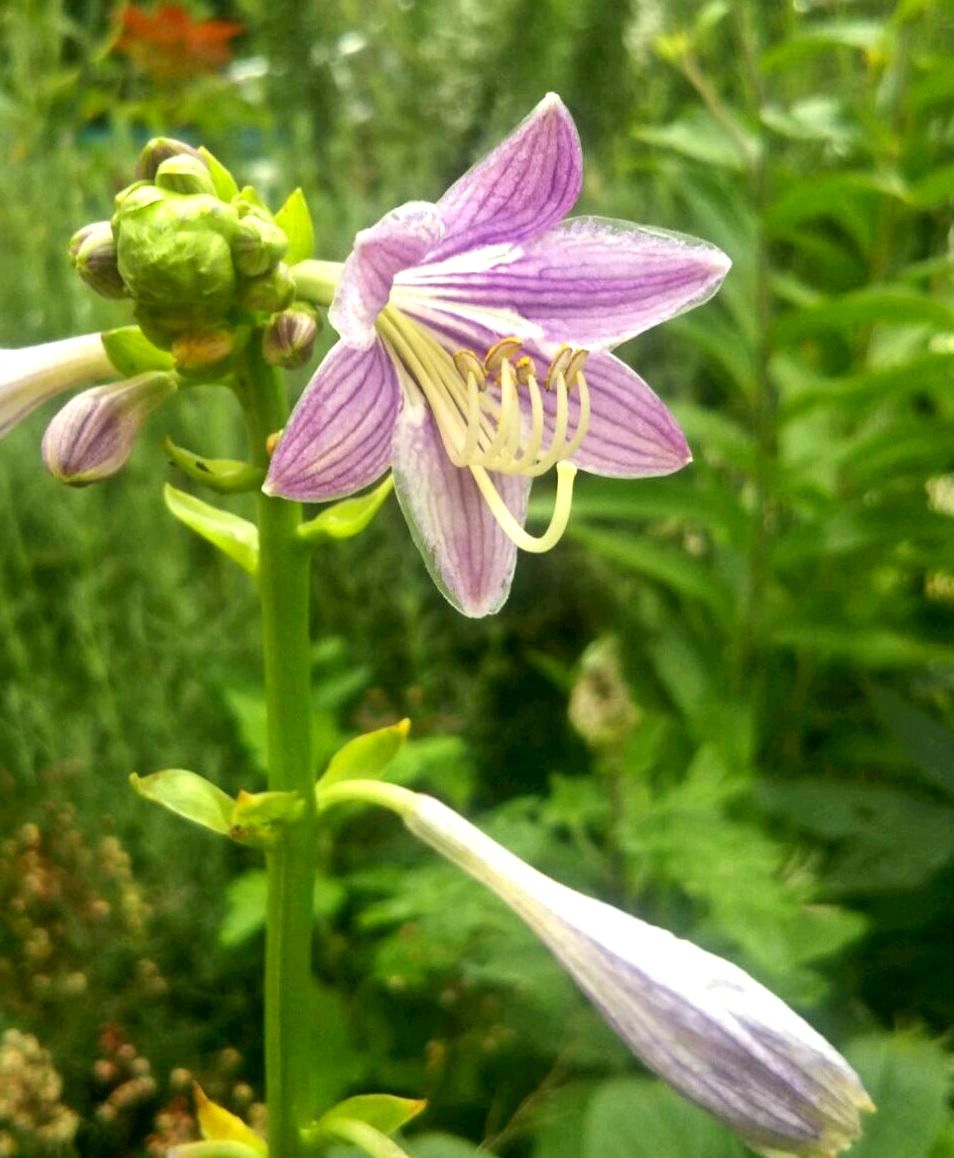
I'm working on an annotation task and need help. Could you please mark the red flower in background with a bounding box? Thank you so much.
[114,4,243,80]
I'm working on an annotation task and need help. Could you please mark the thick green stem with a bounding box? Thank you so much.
[242,341,316,1158]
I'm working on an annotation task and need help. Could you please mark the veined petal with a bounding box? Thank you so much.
[562,351,691,478]
[428,93,582,262]
[403,794,873,1158]
[406,217,730,349]
[42,371,176,485]
[329,202,445,346]
[391,393,530,617]
[265,339,399,502]
[1,333,113,439]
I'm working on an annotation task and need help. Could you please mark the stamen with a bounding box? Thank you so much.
[470,461,578,553]
[484,336,523,378]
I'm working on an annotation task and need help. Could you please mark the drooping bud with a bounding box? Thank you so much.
[155,155,218,198]
[232,213,288,278]
[398,794,874,1158]
[135,137,205,181]
[41,371,176,485]
[1,333,114,440]
[262,306,318,368]
[238,263,295,313]
[69,221,128,300]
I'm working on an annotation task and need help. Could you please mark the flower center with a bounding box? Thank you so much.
[378,307,591,553]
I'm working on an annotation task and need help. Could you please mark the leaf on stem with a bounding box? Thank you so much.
[164,483,260,575]
[194,1085,268,1155]
[316,720,410,790]
[102,325,175,376]
[297,476,394,544]
[165,438,265,493]
[130,769,234,836]
[275,188,315,265]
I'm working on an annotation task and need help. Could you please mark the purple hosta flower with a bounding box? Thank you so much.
[266,93,730,616]
[404,794,873,1158]
[0,333,115,441]
[42,371,176,485]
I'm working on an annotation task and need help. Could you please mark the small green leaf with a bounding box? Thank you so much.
[164,484,259,575]
[317,720,410,790]
[318,1095,426,1137]
[310,1119,411,1158]
[275,188,315,265]
[199,147,240,202]
[130,769,234,836]
[298,476,394,544]
[165,437,265,494]
[102,326,175,376]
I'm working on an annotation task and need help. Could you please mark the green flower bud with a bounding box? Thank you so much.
[262,306,318,369]
[114,181,165,215]
[115,194,239,335]
[155,155,218,198]
[136,137,205,181]
[171,329,236,371]
[69,221,128,300]
[232,214,288,278]
[239,263,295,313]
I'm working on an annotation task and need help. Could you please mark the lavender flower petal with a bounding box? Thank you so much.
[265,339,400,502]
[406,217,731,349]
[428,93,582,262]
[563,351,691,478]
[391,395,530,617]
[329,203,446,347]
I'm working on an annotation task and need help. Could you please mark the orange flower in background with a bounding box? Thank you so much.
[114,4,243,80]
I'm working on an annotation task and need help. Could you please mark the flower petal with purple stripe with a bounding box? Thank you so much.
[391,394,530,617]
[265,340,400,502]
[429,92,582,262]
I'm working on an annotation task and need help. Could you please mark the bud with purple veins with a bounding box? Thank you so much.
[42,371,176,485]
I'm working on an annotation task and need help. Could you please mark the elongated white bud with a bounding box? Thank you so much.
[404,794,874,1158]
[0,334,114,440]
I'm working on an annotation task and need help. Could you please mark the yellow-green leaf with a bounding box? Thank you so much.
[317,720,410,790]
[164,484,259,576]
[297,476,394,544]
[318,1094,426,1136]
[130,770,234,836]
[196,1086,268,1155]
[275,188,315,265]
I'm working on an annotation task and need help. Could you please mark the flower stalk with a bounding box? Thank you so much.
[239,340,317,1158]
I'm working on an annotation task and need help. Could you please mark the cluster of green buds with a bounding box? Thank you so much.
[69,137,318,374]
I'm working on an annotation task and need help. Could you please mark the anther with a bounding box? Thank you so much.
[564,350,588,389]
[484,337,523,378]
[453,349,486,385]
[514,356,536,386]
[546,346,573,390]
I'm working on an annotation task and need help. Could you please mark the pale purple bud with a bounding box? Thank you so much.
[42,371,176,485]
[0,334,114,441]
[262,307,318,369]
[404,795,874,1158]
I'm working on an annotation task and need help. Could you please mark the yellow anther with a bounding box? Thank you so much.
[564,349,589,389]
[514,356,536,386]
[546,345,573,390]
[453,349,486,385]
[484,336,523,377]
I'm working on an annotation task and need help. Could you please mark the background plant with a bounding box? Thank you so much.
[1,0,953,1155]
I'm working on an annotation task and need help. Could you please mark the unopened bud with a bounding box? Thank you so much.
[114,181,164,215]
[239,263,295,313]
[155,155,218,198]
[232,214,288,277]
[70,222,127,300]
[262,307,318,368]
[42,371,176,485]
[136,137,205,181]
[171,330,235,370]
[568,637,640,750]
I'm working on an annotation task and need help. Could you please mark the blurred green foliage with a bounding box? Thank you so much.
[2,0,954,1154]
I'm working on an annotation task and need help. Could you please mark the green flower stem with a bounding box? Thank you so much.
[241,340,316,1158]
[289,260,342,308]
